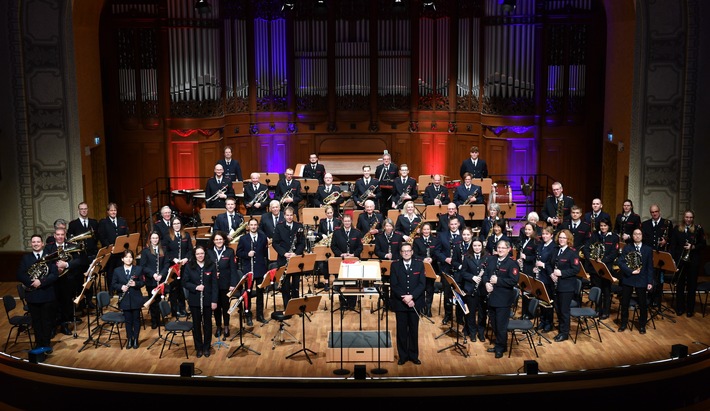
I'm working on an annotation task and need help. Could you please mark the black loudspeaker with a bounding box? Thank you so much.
[28,351,46,364]
[523,360,539,375]
[180,362,195,377]
[354,364,367,380]
[671,344,688,359]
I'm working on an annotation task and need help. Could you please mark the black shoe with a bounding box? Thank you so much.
[134,339,140,349]
[257,316,267,324]
[639,327,646,334]
[204,350,210,358]
[687,312,694,317]
[246,316,254,327]
[397,359,407,365]
[600,314,609,320]
[125,338,133,349]
[215,328,222,338]
[196,350,203,358]
[543,325,552,333]
[87,301,96,309]
[554,333,569,342]
[676,309,685,316]
[324,284,330,291]
[486,348,497,353]
[316,282,325,289]
[478,332,485,342]
[618,325,627,332]
[411,359,421,365]
[442,315,452,325]
[224,327,230,338]
[60,324,72,336]
[151,322,159,330]
[470,334,477,342]
[495,351,504,359]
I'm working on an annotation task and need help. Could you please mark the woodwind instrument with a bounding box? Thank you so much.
[229,220,248,244]
[279,227,302,288]
[362,219,378,244]
[143,264,180,308]
[659,219,671,251]
[73,254,103,305]
[118,271,138,304]
[555,198,564,226]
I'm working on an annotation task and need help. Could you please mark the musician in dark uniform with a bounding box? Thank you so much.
[207,231,239,333]
[154,206,174,241]
[534,226,557,333]
[217,146,243,182]
[140,231,169,329]
[413,222,439,317]
[17,234,59,353]
[316,205,342,242]
[583,198,612,233]
[614,199,642,245]
[213,197,244,235]
[550,229,581,342]
[485,221,510,256]
[517,222,540,320]
[45,218,67,247]
[375,152,397,212]
[453,172,483,206]
[389,242,426,365]
[329,214,363,309]
[435,218,463,325]
[540,181,574,229]
[204,163,235,209]
[617,229,654,333]
[237,219,269,324]
[437,203,466,233]
[164,216,192,317]
[313,173,344,212]
[272,207,306,310]
[459,145,488,179]
[67,202,99,310]
[244,172,270,216]
[274,168,303,212]
[641,204,672,307]
[352,165,381,210]
[182,245,218,358]
[111,249,145,349]
[357,200,384,242]
[395,201,422,244]
[97,202,129,291]
[260,200,284,240]
[670,210,706,317]
[460,238,487,341]
[483,240,519,358]
[563,206,592,254]
[588,218,619,319]
[422,174,450,206]
[391,164,418,210]
[374,219,404,261]
[302,153,326,185]
[44,227,84,336]
[481,203,502,239]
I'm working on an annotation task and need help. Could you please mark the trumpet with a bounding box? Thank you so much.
[279,188,294,206]
[247,189,269,208]
[681,230,696,262]
[206,185,228,203]
[320,191,341,208]
[357,185,376,207]
[462,188,480,206]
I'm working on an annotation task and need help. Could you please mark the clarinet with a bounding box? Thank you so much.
[280,227,302,288]
[118,271,137,304]
[199,265,204,323]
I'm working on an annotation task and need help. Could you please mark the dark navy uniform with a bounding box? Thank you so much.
[236,230,269,322]
[540,195,574,228]
[302,162,326,185]
[422,183,450,206]
[583,210,612,234]
[617,242,654,330]
[461,251,488,340]
[614,212,642,244]
[552,246,581,339]
[392,176,418,209]
[244,182,269,216]
[459,157,488,179]
[413,234,439,316]
[274,178,303,210]
[182,259,218,355]
[140,245,168,328]
[17,249,59,349]
[207,245,239,332]
[670,224,706,315]
[217,158,243,182]
[272,220,306,309]
[204,176,235,209]
[352,177,381,209]
[389,257,426,363]
[483,255,519,355]
[111,263,145,346]
[374,231,404,261]
[588,231,620,317]
[453,183,483,206]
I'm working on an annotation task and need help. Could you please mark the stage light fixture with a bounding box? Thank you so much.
[354,364,367,380]
[523,360,539,375]
[423,1,436,12]
[281,2,295,12]
[500,0,516,13]
[194,0,211,15]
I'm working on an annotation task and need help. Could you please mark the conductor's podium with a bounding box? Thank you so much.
[326,331,393,362]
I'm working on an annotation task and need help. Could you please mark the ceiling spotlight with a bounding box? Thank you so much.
[194,0,211,15]
[500,0,516,13]
[422,2,436,12]
[281,2,295,12]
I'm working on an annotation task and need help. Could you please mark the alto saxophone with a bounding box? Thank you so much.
[279,227,303,288]
[229,220,248,244]
[362,220,378,244]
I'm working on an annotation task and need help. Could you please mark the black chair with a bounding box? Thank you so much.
[570,278,583,308]
[3,295,33,352]
[15,284,30,315]
[95,291,125,349]
[158,300,192,359]
[628,294,656,330]
[570,286,602,343]
[695,282,710,317]
[506,297,539,357]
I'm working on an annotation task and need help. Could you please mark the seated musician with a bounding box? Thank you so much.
[453,172,483,206]
[204,163,235,209]
[213,197,244,236]
[395,201,422,244]
[357,199,384,243]
[244,172,269,216]
[330,214,362,309]
[413,222,439,317]
[314,173,344,212]
[375,218,404,261]
[352,165,381,210]
[274,168,303,213]
[314,205,341,289]
[422,174,450,206]
[587,218,619,319]
[437,202,466,234]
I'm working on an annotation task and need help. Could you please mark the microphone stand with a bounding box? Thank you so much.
[371,283,388,375]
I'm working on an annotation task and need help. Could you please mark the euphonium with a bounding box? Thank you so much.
[320,191,341,208]
[229,220,248,244]
[68,229,94,244]
[625,249,643,271]
[589,241,605,261]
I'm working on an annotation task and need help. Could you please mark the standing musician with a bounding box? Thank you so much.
[376,153,398,212]
[164,216,191,317]
[395,201,422,244]
[67,203,98,311]
[182,245,218,358]
[275,168,303,212]
[641,204,673,307]
[44,226,84,336]
[244,172,269,216]
[614,199,642,245]
[260,200,284,240]
[534,226,557,333]
[422,174,450,206]
[583,198,611,234]
[670,210,706,317]
[453,172,483,207]
[314,173,344,211]
[356,199,384,242]
[588,218,620,319]
[17,235,59,353]
[213,197,244,235]
[207,231,239,334]
[272,207,306,310]
[563,206,592,255]
[140,231,168,329]
[481,203,502,239]
[540,181,574,229]
[451,228,475,337]
[437,202,466,234]
[237,219,270,324]
[391,164,418,210]
[46,219,67,247]
[352,165,381,210]
[617,229,654,334]
[413,222,439,318]
[459,145,488,179]
[204,163,235,209]
[111,249,144,349]
[389,242,426,365]
[460,237,487,342]
[217,146,243,182]
[154,206,175,241]
[374,219,404,261]
[302,153,326,185]
[550,229,581,342]
[97,202,129,290]
[483,240,519,358]
[517,222,540,322]
[434,218,463,325]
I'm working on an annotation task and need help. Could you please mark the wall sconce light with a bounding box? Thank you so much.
[281,2,295,12]
[194,0,211,15]
[423,2,436,12]
[607,129,613,142]
[499,0,516,13]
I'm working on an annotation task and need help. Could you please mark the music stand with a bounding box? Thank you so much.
[424,205,447,223]
[296,178,319,207]
[301,207,327,225]
[259,266,285,325]
[227,290,261,357]
[77,253,110,352]
[288,253,317,318]
[418,262,437,324]
[229,273,261,339]
[524,275,554,345]
[284,295,322,364]
[458,204,485,224]
[370,281,390,376]
[198,209,222,226]
[112,233,140,255]
[652,250,677,322]
[145,265,181,350]
[258,172,280,187]
[586,260,618,332]
[437,273,469,357]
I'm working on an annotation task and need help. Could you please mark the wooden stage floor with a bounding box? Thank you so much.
[3,280,710,379]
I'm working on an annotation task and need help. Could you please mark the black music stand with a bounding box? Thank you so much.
[588,260,620,332]
[227,291,261,358]
[370,283,389,375]
[651,250,677,323]
[290,253,317,304]
[284,295,322,364]
[418,262,436,324]
[230,273,261,339]
[297,178,319,208]
[523,274,553,345]
[259,266,285,326]
[77,253,110,353]
[437,274,469,357]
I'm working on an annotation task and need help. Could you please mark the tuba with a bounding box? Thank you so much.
[588,242,605,261]
[320,191,341,208]
[625,250,643,271]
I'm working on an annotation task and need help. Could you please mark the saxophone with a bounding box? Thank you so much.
[361,220,379,244]
[555,198,564,225]
[406,220,421,244]
[229,220,248,244]
[279,227,303,288]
